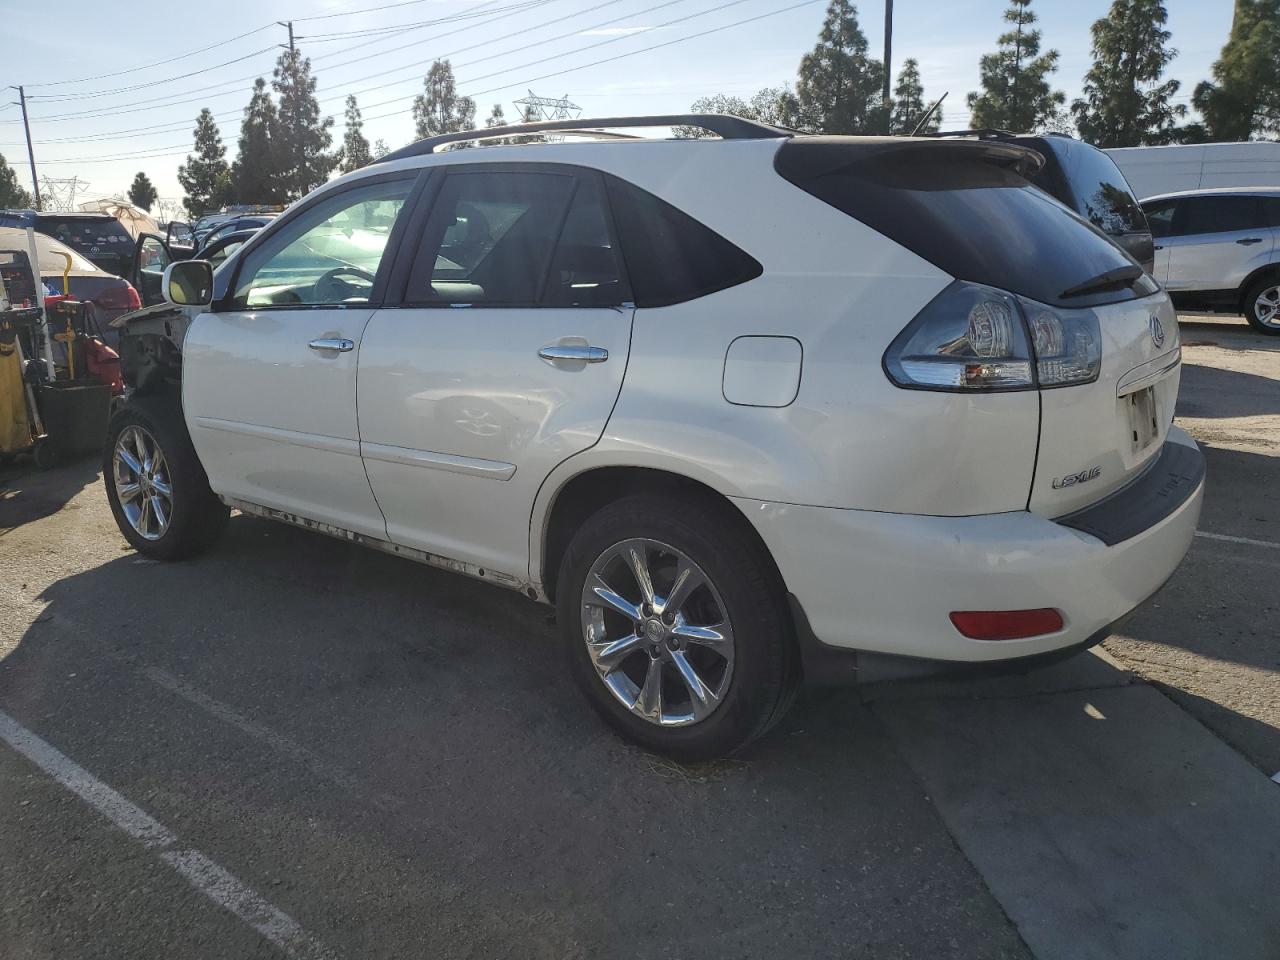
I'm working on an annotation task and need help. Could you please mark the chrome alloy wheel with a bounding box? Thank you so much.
[1255,284,1280,328]
[580,539,734,727]
[113,425,173,541]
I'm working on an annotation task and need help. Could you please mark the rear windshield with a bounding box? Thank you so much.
[38,216,133,255]
[776,140,1154,307]
[1054,141,1146,237]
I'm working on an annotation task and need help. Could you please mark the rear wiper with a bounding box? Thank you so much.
[1059,264,1144,299]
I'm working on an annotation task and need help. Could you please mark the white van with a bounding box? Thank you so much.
[1107,142,1280,200]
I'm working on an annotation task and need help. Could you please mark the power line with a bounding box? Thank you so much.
[27,46,282,102]
[19,0,819,168]
[23,24,277,87]
[9,0,560,123]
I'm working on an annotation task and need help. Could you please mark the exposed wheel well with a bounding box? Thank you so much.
[539,466,787,604]
[1239,265,1280,312]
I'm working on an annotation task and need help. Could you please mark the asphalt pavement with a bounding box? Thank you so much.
[0,311,1276,959]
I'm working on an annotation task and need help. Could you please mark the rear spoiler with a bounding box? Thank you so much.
[774,136,1046,183]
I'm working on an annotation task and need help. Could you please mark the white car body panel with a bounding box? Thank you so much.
[1162,226,1275,293]
[183,308,387,538]
[357,305,634,578]
[1030,293,1181,516]
[745,427,1203,661]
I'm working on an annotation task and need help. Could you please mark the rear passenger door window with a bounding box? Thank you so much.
[1178,196,1266,237]
[406,169,628,307]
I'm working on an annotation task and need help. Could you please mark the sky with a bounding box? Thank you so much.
[0,0,1237,214]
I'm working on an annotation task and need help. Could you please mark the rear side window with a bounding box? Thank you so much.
[1058,143,1145,236]
[1266,197,1280,228]
[1179,196,1266,236]
[408,169,628,307]
[777,140,1154,307]
[604,175,761,307]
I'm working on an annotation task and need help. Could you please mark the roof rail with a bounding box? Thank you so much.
[376,114,793,163]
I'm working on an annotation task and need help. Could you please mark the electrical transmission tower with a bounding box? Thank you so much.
[512,91,581,123]
[38,176,88,212]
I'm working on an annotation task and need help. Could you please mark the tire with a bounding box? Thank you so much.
[103,396,228,561]
[1243,275,1280,335]
[556,493,799,762]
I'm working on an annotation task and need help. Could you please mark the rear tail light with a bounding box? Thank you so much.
[884,281,1100,391]
[95,283,142,311]
[949,609,1065,641]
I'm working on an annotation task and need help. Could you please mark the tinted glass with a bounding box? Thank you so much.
[1142,200,1177,238]
[233,179,412,308]
[544,179,628,306]
[38,216,133,269]
[604,175,762,307]
[409,170,577,305]
[1265,197,1280,228]
[777,140,1155,307]
[1059,143,1144,236]
[1179,196,1266,236]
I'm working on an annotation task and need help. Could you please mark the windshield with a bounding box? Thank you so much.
[776,140,1156,307]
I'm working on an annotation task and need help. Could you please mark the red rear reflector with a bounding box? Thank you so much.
[949,609,1064,641]
[95,283,141,310]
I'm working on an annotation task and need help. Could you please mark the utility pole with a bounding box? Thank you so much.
[882,0,893,118]
[12,86,41,210]
[278,20,294,53]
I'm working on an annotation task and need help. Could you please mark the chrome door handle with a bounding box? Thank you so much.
[538,344,608,364]
[309,338,354,352]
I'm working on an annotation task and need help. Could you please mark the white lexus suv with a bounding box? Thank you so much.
[105,115,1204,760]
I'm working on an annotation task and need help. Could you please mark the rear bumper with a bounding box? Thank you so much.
[735,427,1204,668]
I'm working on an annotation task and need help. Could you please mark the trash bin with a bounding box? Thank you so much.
[40,380,111,463]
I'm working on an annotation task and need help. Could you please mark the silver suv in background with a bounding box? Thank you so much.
[1141,187,1280,334]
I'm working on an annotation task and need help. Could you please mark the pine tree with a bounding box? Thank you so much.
[485,103,507,128]
[1193,0,1280,140]
[273,48,336,199]
[177,109,232,216]
[232,78,284,204]
[372,139,390,160]
[967,0,1066,131]
[127,172,158,212]
[338,95,373,173]
[412,60,477,140]
[795,0,887,134]
[890,59,938,133]
[1071,0,1185,147]
[0,152,32,208]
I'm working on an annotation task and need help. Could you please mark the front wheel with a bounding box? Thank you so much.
[557,494,798,761]
[103,398,228,560]
[1243,276,1280,335]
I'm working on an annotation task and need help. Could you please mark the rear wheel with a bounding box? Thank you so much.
[103,397,228,560]
[1243,276,1280,335]
[557,494,798,761]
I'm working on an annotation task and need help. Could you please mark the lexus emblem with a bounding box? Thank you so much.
[1149,315,1166,348]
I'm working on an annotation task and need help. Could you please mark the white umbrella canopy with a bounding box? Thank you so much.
[77,198,159,239]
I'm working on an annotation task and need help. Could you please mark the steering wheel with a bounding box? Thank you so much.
[313,266,376,303]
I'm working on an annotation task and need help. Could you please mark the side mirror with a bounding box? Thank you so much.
[163,260,213,306]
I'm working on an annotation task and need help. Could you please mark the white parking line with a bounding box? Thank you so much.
[1195,530,1280,550]
[0,709,337,960]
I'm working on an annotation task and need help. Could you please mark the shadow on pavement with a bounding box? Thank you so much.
[1177,362,1280,420]
[0,455,101,534]
[0,514,1030,960]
